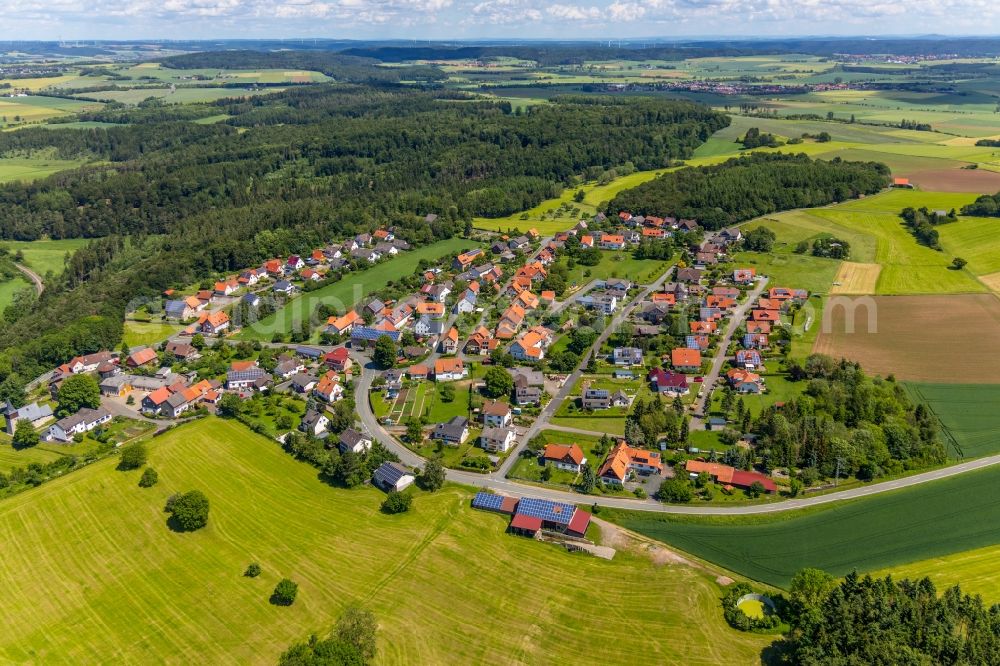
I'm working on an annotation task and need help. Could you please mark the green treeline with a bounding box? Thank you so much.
[607,153,890,230]
[900,206,957,250]
[962,191,1000,216]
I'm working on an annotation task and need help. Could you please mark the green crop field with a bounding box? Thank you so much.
[601,464,1000,589]
[0,158,86,184]
[876,544,1000,601]
[0,417,769,663]
[73,87,281,105]
[1,238,90,277]
[905,383,1000,459]
[809,208,986,294]
[938,216,1000,276]
[0,95,101,127]
[236,238,474,341]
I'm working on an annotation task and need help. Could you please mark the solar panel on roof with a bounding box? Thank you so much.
[472,492,504,510]
[515,497,575,525]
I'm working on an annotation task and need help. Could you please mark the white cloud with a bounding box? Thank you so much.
[545,3,601,20]
[1,0,1000,38]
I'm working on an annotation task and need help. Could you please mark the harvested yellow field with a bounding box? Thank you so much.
[979,271,1000,294]
[831,262,881,295]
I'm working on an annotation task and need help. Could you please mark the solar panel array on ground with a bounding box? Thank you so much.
[515,497,575,526]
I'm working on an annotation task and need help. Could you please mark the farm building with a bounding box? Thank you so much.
[373,462,415,493]
[685,460,777,494]
[471,492,591,538]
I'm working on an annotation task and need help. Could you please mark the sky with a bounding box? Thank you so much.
[3,0,1000,41]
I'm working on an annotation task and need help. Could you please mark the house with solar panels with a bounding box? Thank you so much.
[471,492,591,539]
[350,327,401,349]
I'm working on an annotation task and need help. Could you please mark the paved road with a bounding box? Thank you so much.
[353,370,1000,513]
[691,276,769,421]
[15,263,44,296]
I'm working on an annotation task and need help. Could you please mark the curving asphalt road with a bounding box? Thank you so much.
[354,369,1000,514]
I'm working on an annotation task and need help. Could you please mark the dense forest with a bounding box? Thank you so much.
[608,153,890,229]
[751,355,944,481]
[0,89,725,241]
[962,191,1000,216]
[160,51,446,84]
[0,85,727,398]
[784,569,1000,665]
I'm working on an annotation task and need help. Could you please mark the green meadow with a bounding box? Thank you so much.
[0,417,769,664]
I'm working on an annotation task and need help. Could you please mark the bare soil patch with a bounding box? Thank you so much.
[980,271,1000,294]
[908,168,1000,193]
[831,262,881,295]
[813,294,1000,382]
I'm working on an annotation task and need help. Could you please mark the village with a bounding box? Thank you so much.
[4,207,812,540]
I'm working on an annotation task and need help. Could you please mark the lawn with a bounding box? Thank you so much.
[1,238,90,276]
[556,252,670,287]
[0,158,86,184]
[122,320,183,348]
[0,276,29,313]
[549,415,626,435]
[0,442,62,474]
[600,464,1000,589]
[236,238,473,341]
[0,417,770,663]
[905,383,1000,459]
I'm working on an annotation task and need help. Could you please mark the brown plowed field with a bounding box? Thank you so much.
[813,294,1000,382]
[908,168,1000,193]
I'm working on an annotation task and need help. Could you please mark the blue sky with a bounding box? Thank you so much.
[3,0,1000,41]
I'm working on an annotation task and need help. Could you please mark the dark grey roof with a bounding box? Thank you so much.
[339,428,369,450]
[374,461,412,488]
[166,392,189,409]
[433,416,469,441]
[300,409,325,429]
[290,373,317,390]
[53,407,111,431]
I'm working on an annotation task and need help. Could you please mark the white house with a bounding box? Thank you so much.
[46,407,113,442]
[480,426,517,453]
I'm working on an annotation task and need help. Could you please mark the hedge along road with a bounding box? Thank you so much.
[351,347,1000,516]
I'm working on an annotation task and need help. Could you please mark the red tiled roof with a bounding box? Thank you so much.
[510,514,542,532]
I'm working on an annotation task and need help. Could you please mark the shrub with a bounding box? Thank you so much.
[167,490,210,531]
[118,442,147,471]
[271,578,298,606]
[244,563,262,578]
[138,467,158,487]
[381,491,412,514]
